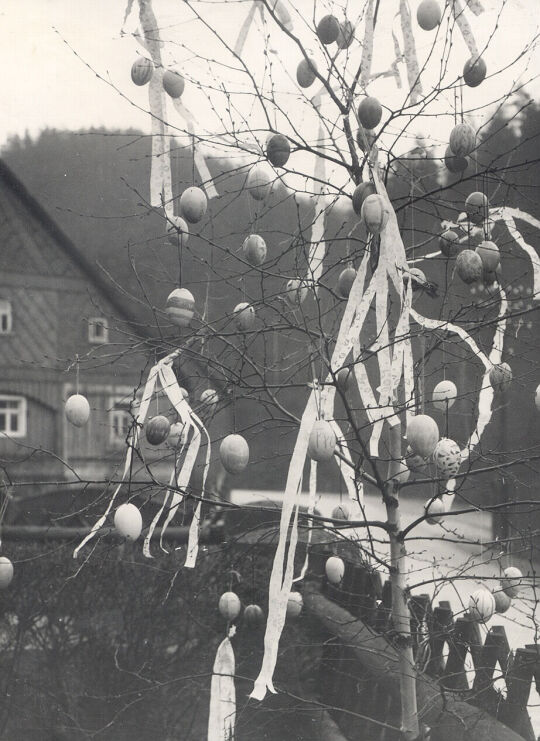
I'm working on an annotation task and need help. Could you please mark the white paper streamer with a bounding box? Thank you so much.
[208,631,236,741]
[498,208,540,300]
[293,462,315,583]
[399,0,423,104]
[173,100,219,199]
[360,0,376,88]
[308,112,327,292]
[450,0,481,58]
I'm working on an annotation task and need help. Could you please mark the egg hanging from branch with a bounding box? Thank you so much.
[439,229,460,257]
[476,241,499,271]
[233,302,256,331]
[433,438,461,478]
[162,66,185,98]
[406,414,439,457]
[131,56,153,86]
[325,556,345,585]
[308,420,337,462]
[114,503,143,542]
[337,267,357,298]
[336,19,355,49]
[200,388,219,409]
[65,394,90,427]
[469,589,495,622]
[417,0,442,30]
[179,187,207,224]
[145,415,171,446]
[465,192,489,225]
[352,181,376,215]
[284,278,308,307]
[361,194,389,234]
[167,421,185,448]
[336,366,353,393]
[219,592,242,621]
[391,460,411,485]
[316,14,340,44]
[266,134,291,167]
[246,164,273,201]
[166,288,195,327]
[166,216,189,248]
[331,503,350,521]
[502,566,522,597]
[444,146,469,174]
[432,380,457,410]
[489,362,512,393]
[244,604,265,627]
[296,57,318,88]
[456,249,483,284]
[0,557,14,589]
[242,234,267,266]
[405,446,428,473]
[220,434,250,474]
[424,497,445,525]
[492,589,512,614]
[357,97,382,130]
[286,591,303,618]
[449,123,476,157]
[463,56,487,87]
[356,129,377,153]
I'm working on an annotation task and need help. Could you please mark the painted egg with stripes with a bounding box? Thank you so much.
[242,234,267,266]
[296,57,318,88]
[131,56,153,86]
[469,589,495,622]
[166,288,195,327]
[246,165,273,201]
[361,194,389,234]
[456,249,483,283]
[406,414,439,457]
[180,187,207,224]
[219,591,241,620]
[65,394,90,427]
[325,556,345,585]
[145,415,170,445]
[417,0,442,30]
[308,420,336,462]
[162,66,185,98]
[233,302,256,331]
[286,591,303,617]
[463,56,486,87]
[432,380,457,410]
[358,97,382,130]
[0,557,14,589]
[266,134,291,167]
[433,438,461,478]
[449,123,476,157]
[114,503,143,541]
[220,433,250,474]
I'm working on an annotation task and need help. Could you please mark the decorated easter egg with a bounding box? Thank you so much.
[114,503,143,541]
[200,388,219,408]
[361,194,389,234]
[0,557,14,589]
[325,556,345,585]
[356,129,377,153]
[244,604,265,627]
[463,56,486,87]
[233,302,256,331]
[465,192,489,225]
[456,249,483,284]
[405,446,428,473]
[502,566,522,597]
[336,19,355,49]
[317,14,340,44]
[492,589,512,614]
[166,288,195,327]
[489,362,512,393]
[449,123,476,157]
[406,414,439,458]
[358,97,382,130]
[336,366,353,393]
[266,134,291,167]
[65,394,90,427]
[425,497,445,525]
[444,146,468,174]
[167,421,185,448]
[166,216,189,248]
[131,56,153,86]
[246,165,273,201]
[439,229,460,257]
[242,234,267,266]
[145,415,170,445]
[308,420,337,462]
[391,460,411,485]
[219,591,241,620]
[337,267,357,298]
[417,0,442,30]
[286,591,303,618]
[331,504,350,521]
[432,380,457,410]
[476,241,499,271]
[180,187,207,224]
[352,181,376,215]
[162,66,185,98]
[296,57,318,88]
[433,438,461,478]
[469,589,495,622]
[220,433,250,474]
[284,278,308,307]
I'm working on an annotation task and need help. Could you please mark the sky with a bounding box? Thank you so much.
[1,0,539,194]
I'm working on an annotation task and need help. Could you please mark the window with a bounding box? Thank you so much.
[0,301,12,334]
[0,396,26,437]
[88,317,109,344]
[109,396,135,445]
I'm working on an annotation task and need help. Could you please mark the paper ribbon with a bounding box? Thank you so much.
[292,462,315,583]
[208,631,236,741]
[234,0,293,57]
[307,113,327,292]
[450,0,481,58]
[360,0,376,89]
[498,208,540,300]
[172,100,219,199]
[399,0,423,105]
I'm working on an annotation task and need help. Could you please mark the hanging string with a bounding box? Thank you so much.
[459,85,464,124]
[410,175,415,261]
[75,354,80,395]
[191,131,196,186]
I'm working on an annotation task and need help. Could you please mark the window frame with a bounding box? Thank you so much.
[88,317,109,344]
[108,395,135,446]
[0,300,13,335]
[0,395,27,438]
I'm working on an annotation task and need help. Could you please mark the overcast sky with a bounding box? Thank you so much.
[1,0,538,168]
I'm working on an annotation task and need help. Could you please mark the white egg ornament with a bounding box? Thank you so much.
[219,592,242,621]
[307,420,337,462]
[502,566,522,598]
[166,288,195,327]
[284,279,308,307]
[286,591,303,618]
[361,194,389,234]
[233,302,255,331]
[65,394,90,427]
[449,123,476,157]
[166,216,189,248]
[179,187,207,224]
[167,421,185,448]
[246,165,273,201]
[131,56,153,86]
[469,589,495,622]
[424,497,445,525]
[417,0,442,30]
[200,388,219,409]
[325,556,345,585]
[0,556,14,589]
[114,503,143,542]
[162,66,185,98]
[145,415,171,446]
[220,433,249,474]
[432,380,457,410]
[433,438,461,479]
[242,234,267,266]
[406,414,439,458]
[492,589,512,614]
